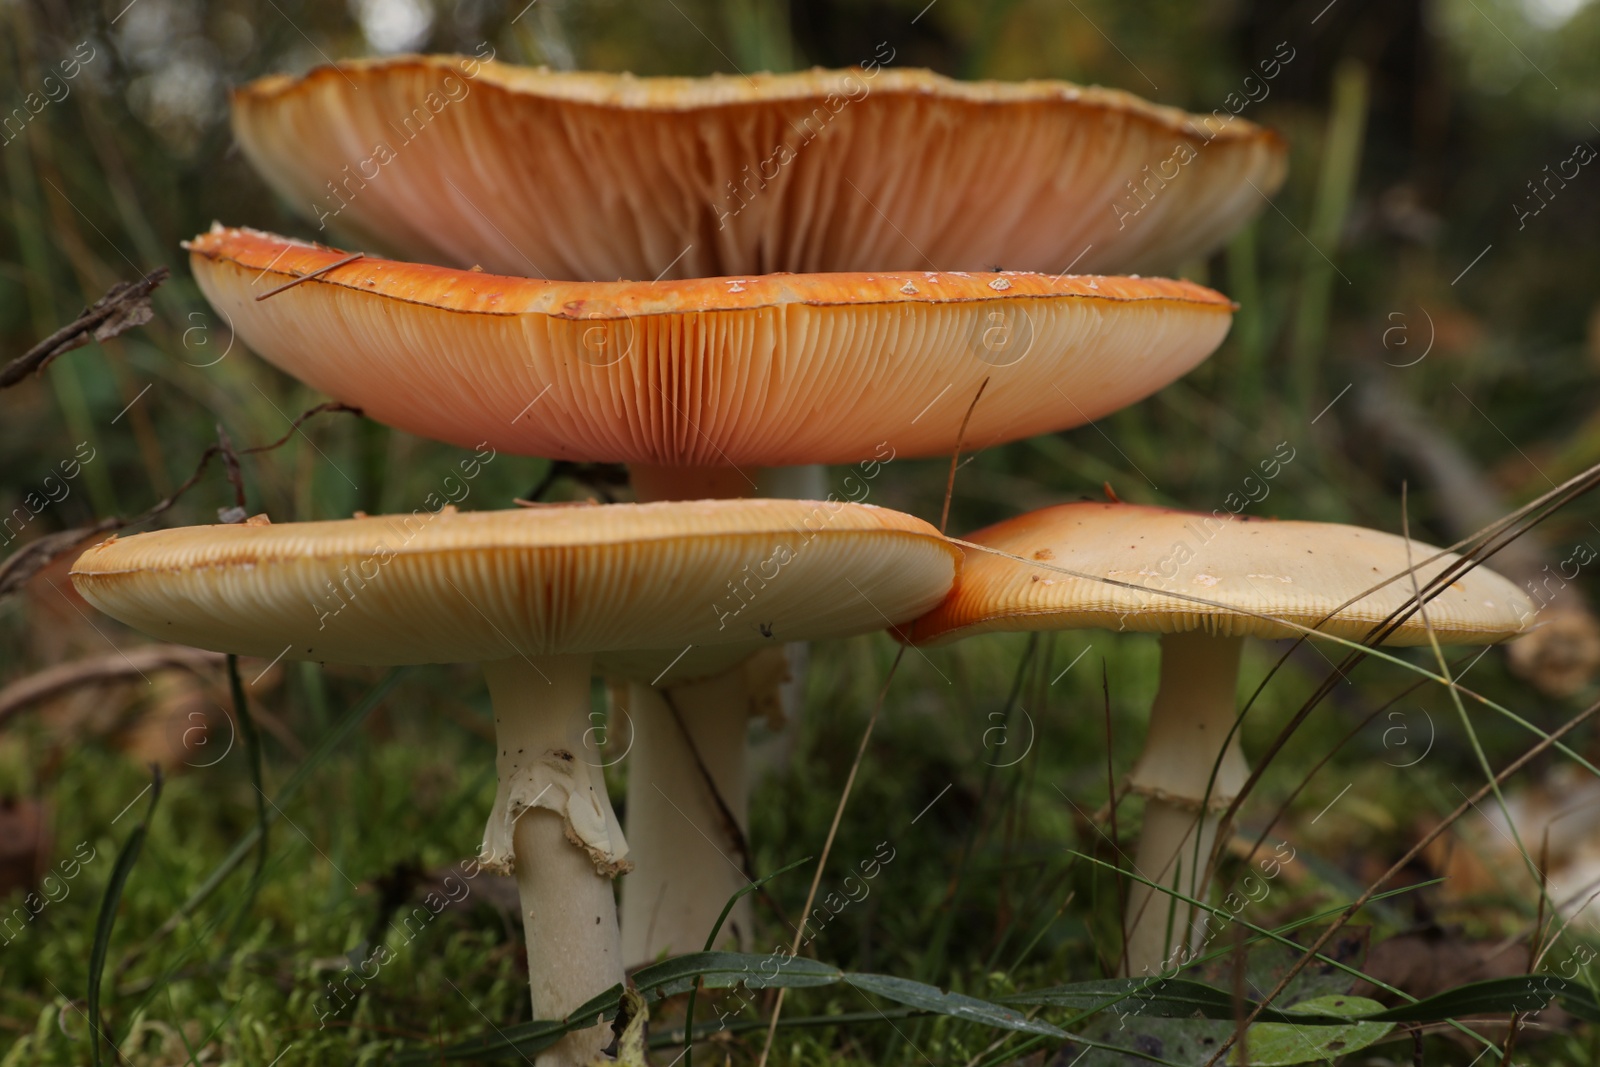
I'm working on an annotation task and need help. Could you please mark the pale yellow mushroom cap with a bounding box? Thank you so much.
[71,499,959,665]
[905,502,1534,647]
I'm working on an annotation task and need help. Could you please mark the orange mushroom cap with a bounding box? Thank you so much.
[187,225,1235,467]
[232,58,1286,280]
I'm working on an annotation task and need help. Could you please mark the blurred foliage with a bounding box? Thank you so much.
[2,0,1600,1063]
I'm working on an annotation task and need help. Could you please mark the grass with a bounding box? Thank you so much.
[4,0,1600,1064]
[1,630,1585,1064]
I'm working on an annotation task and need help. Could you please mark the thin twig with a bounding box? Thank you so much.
[0,267,169,388]
[0,646,225,726]
[0,402,362,601]
[253,252,364,301]
[0,519,120,600]
[216,423,245,511]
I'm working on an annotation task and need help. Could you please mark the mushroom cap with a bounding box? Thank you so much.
[233,57,1287,280]
[903,502,1534,647]
[187,226,1234,467]
[70,500,959,665]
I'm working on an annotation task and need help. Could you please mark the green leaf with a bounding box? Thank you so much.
[845,974,1066,1037]
[1191,928,1370,1008]
[399,952,1066,1062]
[1003,977,1324,1024]
[1355,974,1587,1022]
[1237,995,1393,1065]
[682,856,811,1067]
[1057,993,1397,1067]
[634,950,841,997]
[395,983,626,1062]
[1007,972,1600,1027]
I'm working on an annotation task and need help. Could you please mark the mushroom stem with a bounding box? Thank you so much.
[620,463,825,964]
[620,671,754,964]
[1122,632,1248,977]
[630,464,756,502]
[481,655,626,1065]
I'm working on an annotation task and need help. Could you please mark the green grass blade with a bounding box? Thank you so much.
[405,949,1067,1062]
[1288,59,1368,416]
[683,854,811,1066]
[122,668,407,969]
[225,654,269,927]
[87,768,163,1067]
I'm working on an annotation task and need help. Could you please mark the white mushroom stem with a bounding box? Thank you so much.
[620,463,824,964]
[620,667,758,965]
[480,655,627,1066]
[1122,632,1249,978]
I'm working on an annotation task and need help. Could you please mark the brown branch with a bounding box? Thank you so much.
[216,423,246,512]
[0,267,170,388]
[0,646,225,726]
[0,401,363,601]
[0,519,120,600]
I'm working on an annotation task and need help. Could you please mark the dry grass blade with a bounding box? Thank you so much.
[0,267,170,388]
[1103,659,1129,971]
[757,646,906,1067]
[1232,654,1475,888]
[1200,694,1600,1066]
[940,377,989,535]
[252,251,364,301]
[1202,457,1600,883]
[1355,380,1600,695]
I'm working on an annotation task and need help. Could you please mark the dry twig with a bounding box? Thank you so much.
[0,401,362,601]
[0,268,170,388]
[0,646,225,726]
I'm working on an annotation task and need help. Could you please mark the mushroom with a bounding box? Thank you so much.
[902,502,1534,977]
[185,226,1235,473]
[70,500,959,1064]
[231,58,1286,281]
[185,224,1237,963]
[223,56,1282,961]
[612,651,785,962]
